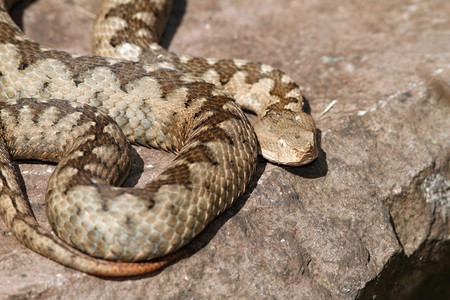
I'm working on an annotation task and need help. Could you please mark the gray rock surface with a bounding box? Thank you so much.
[0,0,449,299]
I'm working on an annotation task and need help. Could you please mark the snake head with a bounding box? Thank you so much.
[253,110,318,166]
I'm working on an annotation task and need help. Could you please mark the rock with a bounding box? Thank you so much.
[0,0,448,299]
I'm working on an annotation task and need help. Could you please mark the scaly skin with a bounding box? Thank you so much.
[0,0,317,276]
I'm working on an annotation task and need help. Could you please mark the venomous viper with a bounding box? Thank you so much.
[0,0,318,276]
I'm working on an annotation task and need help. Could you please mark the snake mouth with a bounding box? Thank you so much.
[261,141,318,167]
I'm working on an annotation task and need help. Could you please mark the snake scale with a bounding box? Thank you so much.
[0,0,318,276]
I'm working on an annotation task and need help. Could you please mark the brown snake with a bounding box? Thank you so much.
[0,0,318,276]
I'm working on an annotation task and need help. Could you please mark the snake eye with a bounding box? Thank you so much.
[279,139,286,148]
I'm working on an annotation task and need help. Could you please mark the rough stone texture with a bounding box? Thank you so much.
[1,0,449,299]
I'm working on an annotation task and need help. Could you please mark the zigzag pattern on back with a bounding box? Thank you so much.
[0,0,317,276]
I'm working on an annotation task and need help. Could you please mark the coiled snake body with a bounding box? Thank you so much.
[0,0,317,276]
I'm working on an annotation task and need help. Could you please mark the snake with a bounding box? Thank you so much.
[0,0,318,276]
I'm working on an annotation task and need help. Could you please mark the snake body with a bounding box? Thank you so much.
[0,0,317,276]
